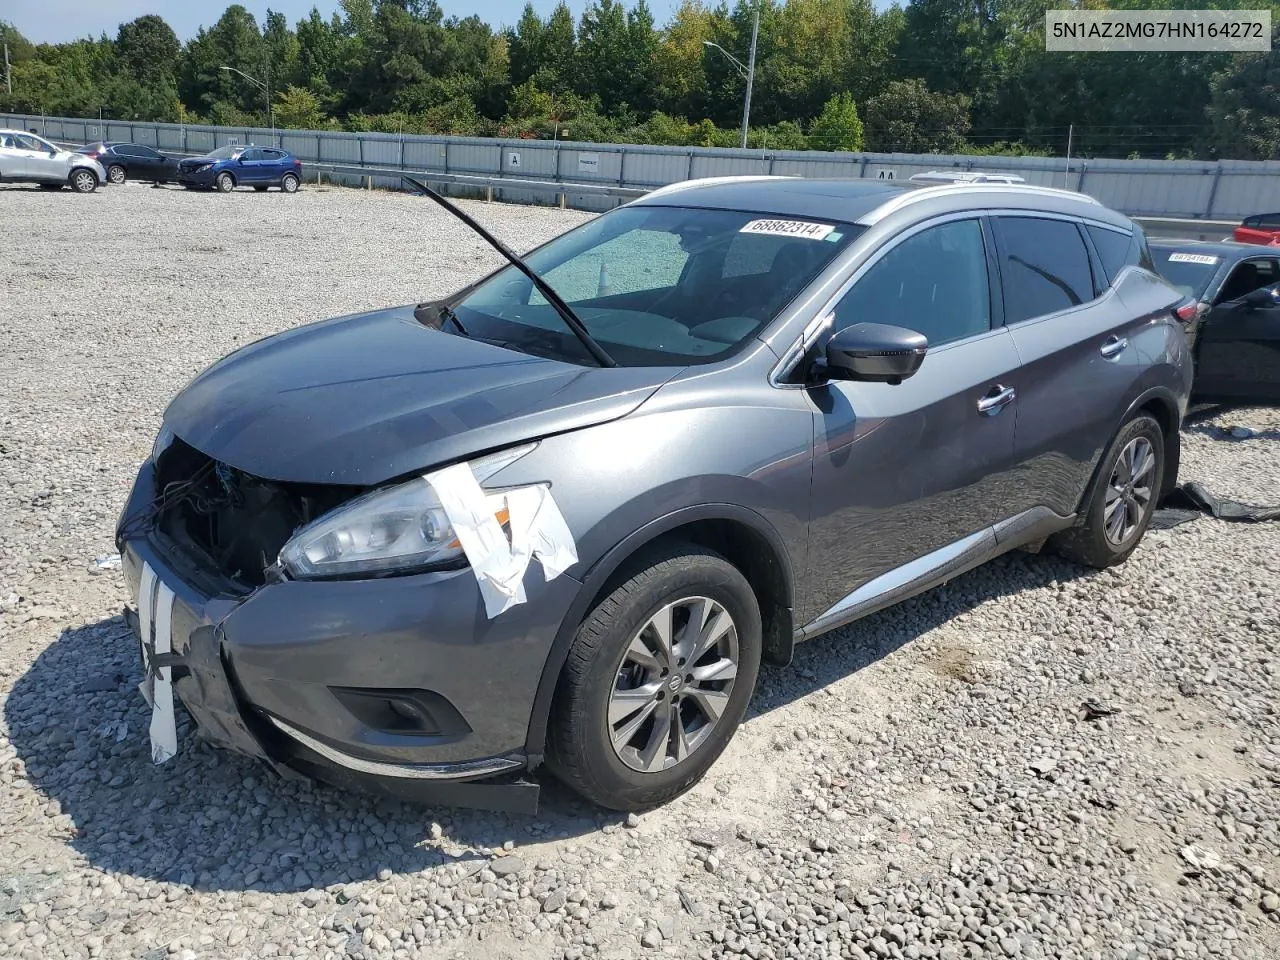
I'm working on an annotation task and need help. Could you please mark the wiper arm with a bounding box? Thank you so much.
[438,304,468,336]
[402,175,616,368]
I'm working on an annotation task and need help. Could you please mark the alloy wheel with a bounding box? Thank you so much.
[72,170,96,193]
[608,596,739,773]
[282,174,299,193]
[1104,436,1154,545]
[108,165,126,184]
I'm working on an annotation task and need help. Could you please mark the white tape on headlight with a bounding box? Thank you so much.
[425,463,578,619]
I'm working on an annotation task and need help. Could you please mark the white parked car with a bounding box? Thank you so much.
[0,129,107,193]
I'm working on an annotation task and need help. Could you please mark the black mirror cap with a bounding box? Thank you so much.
[824,322,928,385]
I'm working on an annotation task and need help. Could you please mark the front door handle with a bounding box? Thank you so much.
[977,384,1016,415]
[1100,335,1129,359]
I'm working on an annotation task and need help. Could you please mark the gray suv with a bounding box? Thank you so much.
[117,177,1192,813]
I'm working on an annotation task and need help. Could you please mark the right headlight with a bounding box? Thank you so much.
[278,443,537,580]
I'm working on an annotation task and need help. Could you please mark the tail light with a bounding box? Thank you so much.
[1174,301,1201,324]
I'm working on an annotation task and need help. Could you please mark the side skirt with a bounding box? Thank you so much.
[797,506,1075,642]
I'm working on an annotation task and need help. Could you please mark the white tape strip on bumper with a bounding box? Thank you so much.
[135,561,179,764]
[425,462,578,619]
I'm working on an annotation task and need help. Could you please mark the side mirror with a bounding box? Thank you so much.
[49,148,57,156]
[1241,286,1280,309]
[818,322,928,385]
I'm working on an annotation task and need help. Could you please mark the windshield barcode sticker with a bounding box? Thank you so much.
[740,219,836,240]
[1167,253,1218,265]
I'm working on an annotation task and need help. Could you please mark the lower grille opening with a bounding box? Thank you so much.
[151,439,361,589]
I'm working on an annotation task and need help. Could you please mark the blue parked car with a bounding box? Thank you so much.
[177,144,303,193]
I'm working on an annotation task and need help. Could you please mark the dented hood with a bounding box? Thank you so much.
[164,305,675,485]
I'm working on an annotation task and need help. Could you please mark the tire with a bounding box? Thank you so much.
[1050,414,1165,569]
[107,164,126,185]
[253,185,269,192]
[546,544,762,811]
[215,172,235,193]
[281,173,300,193]
[69,168,98,193]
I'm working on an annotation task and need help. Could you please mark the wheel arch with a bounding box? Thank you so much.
[524,503,795,766]
[1075,386,1182,519]
[217,167,237,187]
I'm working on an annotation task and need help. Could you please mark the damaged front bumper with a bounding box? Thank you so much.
[116,461,580,815]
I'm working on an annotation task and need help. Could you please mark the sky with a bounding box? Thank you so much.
[7,1,688,45]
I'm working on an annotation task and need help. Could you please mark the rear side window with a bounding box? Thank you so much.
[262,149,285,161]
[994,217,1095,324]
[1086,225,1138,287]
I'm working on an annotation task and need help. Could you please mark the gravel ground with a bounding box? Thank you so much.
[1,180,1278,960]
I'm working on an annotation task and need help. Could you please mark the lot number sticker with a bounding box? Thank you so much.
[740,219,836,241]
[1167,253,1219,265]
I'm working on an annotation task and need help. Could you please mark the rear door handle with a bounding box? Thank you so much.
[1100,335,1129,359]
[977,384,1016,415]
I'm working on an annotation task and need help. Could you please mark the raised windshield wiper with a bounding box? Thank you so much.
[402,175,616,368]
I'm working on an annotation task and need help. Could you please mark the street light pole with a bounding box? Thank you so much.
[703,5,760,150]
[219,65,272,131]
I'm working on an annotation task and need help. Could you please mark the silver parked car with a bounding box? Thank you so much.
[118,177,1193,813]
[0,129,107,193]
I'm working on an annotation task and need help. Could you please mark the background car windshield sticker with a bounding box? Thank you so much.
[740,219,837,241]
[1167,253,1219,265]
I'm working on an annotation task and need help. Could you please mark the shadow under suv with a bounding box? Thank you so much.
[117,176,1192,813]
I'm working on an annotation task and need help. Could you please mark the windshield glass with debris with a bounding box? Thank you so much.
[452,205,861,367]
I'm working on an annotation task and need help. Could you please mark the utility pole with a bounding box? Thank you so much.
[1065,123,1074,190]
[740,6,759,150]
[4,43,12,96]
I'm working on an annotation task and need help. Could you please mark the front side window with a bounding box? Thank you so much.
[240,148,264,162]
[994,216,1095,324]
[830,218,992,349]
[13,134,49,152]
[453,205,860,366]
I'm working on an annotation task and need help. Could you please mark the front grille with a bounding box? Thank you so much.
[150,439,360,589]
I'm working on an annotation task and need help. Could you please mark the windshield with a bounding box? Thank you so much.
[206,145,243,160]
[452,205,860,366]
[1152,248,1219,299]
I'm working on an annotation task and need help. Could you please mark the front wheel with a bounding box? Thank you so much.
[215,172,235,193]
[107,164,126,185]
[1050,413,1165,568]
[70,169,98,193]
[281,173,300,193]
[547,544,761,811]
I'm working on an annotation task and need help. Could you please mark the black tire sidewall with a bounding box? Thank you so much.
[1084,414,1165,561]
[108,165,126,184]
[550,549,762,811]
[70,170,97,193]
[282,174,299,193]
[217,173,234,192]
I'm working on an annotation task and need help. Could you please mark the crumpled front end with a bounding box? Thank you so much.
[113,439,582,814]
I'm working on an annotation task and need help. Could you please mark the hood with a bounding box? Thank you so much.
[164,305,677,486]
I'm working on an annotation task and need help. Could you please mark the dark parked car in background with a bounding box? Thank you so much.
[117,177,1191,813]
[1151,239,1280,404]
[76,142,179,185]
[177,144,303,193]
[1232,213,1280,247]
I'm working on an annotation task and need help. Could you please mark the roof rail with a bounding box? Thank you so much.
[859,181,1102,225]
[908,170,1027,185]
[642,174,798,201]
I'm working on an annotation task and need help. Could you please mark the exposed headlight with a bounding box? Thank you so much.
[151,426,175,462]
[278,443,537,579]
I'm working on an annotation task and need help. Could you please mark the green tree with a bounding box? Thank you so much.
[863,78,970,153]
[180,5,269,121]
[808,91,863,151]
[508,3,544,86]
[274,83,325,127]
[1202,27,1280,160]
